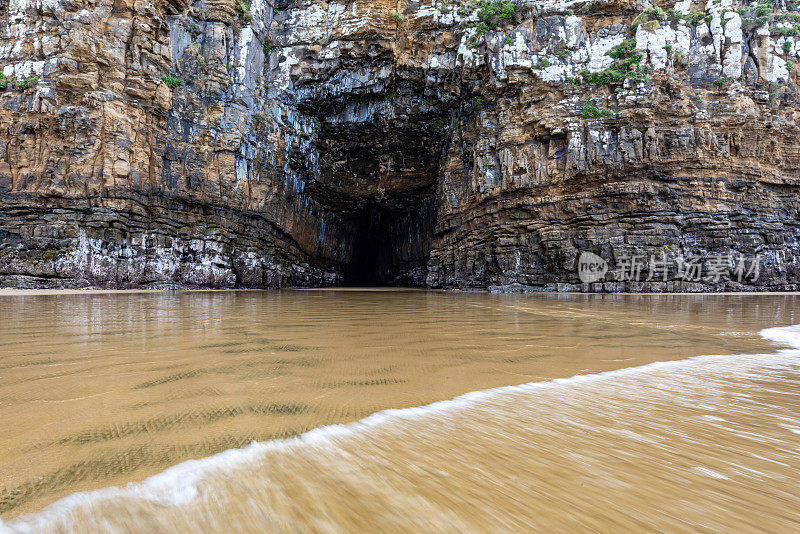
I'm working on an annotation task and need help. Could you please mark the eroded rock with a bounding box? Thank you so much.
[0,0,799,290]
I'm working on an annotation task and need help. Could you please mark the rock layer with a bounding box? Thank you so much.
[1,0,799,290]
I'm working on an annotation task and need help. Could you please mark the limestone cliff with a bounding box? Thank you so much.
[0,0,799,290]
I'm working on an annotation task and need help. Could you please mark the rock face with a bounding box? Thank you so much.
[1,0,799,290]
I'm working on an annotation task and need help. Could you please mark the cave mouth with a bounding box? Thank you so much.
[343,200,435,287]
[304,109,450,288]
[346,207,389,287]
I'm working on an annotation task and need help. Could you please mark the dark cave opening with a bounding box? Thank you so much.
[305,114,448,287]
[346,208,388,287]
[343,200,436,287]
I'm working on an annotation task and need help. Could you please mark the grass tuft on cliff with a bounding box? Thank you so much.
[161,73,182,89]
[14,76,38,91]
[581,103,613,118]
[466,0,519,47]
[580,38,649,85]
[236,0,252,25]
[477,0,517,23]
[632,6,666,31]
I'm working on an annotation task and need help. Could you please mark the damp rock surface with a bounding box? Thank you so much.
[1,0,799,290]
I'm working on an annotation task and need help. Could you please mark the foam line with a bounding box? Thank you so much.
[3,324,800,533]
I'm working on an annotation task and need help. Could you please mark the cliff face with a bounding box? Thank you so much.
[1,0,799,290]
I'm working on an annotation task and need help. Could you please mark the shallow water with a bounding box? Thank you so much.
[1,290,799,531]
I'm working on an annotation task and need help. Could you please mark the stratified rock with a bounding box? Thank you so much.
[0,0,799,291]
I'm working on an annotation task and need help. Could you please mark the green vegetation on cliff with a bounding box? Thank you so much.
[580,39,649,85]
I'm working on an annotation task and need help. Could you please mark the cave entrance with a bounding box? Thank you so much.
[305,108,448,287]
[346,207,390,287]
[342,198,436,287]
